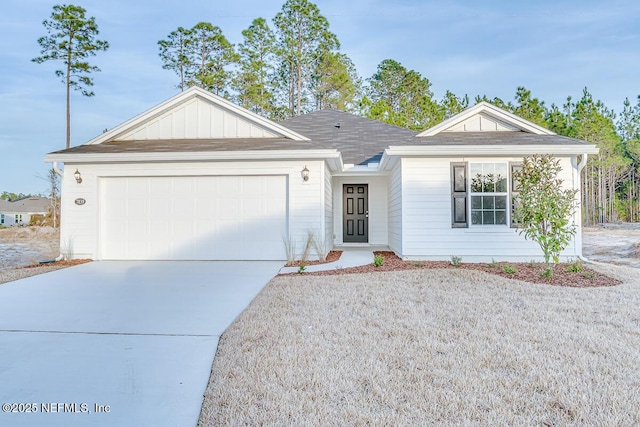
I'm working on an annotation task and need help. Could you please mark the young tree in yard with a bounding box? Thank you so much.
[513,155,578,277]
[47,168,61,229]
[33,4,109,149]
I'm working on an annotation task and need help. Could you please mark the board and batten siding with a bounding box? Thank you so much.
[399,157,581,262]
[59,160,326,260]
[117,97,280,140]
[388,163,402,253]
[333,176,388,245]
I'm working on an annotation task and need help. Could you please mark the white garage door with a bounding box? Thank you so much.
[100,175,287,260]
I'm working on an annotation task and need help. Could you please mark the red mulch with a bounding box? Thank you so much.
[18,259,92,269]
[293,251,622,288]
[285,250,342,267]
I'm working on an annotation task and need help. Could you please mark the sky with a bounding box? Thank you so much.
[1,0,639,195]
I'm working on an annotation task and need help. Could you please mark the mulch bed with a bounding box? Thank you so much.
[18,259,92,269]
[285,250,342,267]
[295,251,622,288]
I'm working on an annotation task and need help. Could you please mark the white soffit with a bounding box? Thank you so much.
[417,102,556,136]
[84,87,309,145]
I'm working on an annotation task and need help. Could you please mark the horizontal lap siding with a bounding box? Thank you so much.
[400,157,580,262]
[388,164,402,253]
[324,163,333,252]
[60,160,325,260]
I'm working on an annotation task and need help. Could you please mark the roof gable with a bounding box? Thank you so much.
[86,87,309,145]
[417,101,555,136]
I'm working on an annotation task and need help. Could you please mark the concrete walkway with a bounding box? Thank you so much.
[0,261,281,427]
[279,248,378,273]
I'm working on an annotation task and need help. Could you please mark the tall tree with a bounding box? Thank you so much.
[158,27,192,91]
[33,4,109,149]
[188,22,237,95]
[273,0,339,116]
[311,52,360,111]
[233,18,276,115]
[440,90,469,120]
[364,59,439,130]
[512,86,548,127]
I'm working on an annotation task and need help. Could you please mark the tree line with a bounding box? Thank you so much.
[34,1,640,224]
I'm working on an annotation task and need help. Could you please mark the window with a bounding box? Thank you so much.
[15,214,22,224]
[450,161,521,228]
[470,163,508,225]
[0,214,3,224]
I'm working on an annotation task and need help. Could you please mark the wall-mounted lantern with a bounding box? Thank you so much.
[74,169,83,184]
[302,165,310,182]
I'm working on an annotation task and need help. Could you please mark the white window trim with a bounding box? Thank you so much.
[469,162,510,227]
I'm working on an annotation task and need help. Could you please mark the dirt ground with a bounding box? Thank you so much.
[0,226,59,270]
[582,224,640,267]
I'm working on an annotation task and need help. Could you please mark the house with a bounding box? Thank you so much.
[0,197,51,226]
[44,87,598,262]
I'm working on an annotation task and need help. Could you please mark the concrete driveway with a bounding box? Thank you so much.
[0,261,282,427]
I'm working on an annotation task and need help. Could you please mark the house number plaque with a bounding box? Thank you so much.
[75,198,86,206]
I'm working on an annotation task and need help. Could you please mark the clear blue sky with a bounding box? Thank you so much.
[1,0,638,195]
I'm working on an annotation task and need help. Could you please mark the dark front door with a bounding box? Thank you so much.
[343,184,368,243]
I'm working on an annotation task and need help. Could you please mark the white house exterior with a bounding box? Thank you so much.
[0,197,51,226]
[45,87,597,262]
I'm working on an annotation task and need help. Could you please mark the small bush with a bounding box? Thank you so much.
[451,256,462,267]
[502,265,517,275]
[412,262,424,268]
[566,259,583,273]
[297,264,306,274]
[541,267,553,279]
[373,255,384,267]
[581,271,594,279]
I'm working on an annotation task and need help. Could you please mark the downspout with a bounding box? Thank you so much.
[575,154,593,262]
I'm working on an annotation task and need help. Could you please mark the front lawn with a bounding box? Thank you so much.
[199,266,639,426]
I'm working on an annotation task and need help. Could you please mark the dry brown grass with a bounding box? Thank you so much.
[199,266,640,426]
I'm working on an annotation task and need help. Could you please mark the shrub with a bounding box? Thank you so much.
[451,256,462,267]
[502,265,517,275]
[566,259,583,273]
[373,254,384,267]
[297,264,306,274]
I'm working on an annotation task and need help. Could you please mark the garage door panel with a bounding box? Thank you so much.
[100,176,287,260]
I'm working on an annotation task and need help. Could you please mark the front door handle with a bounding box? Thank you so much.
[365,210,369,218]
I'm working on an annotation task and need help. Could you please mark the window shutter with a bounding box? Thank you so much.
[510,162,523,228]
[451,162,468,228]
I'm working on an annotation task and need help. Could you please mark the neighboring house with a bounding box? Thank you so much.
[44,87,598,261]
[0,197,51,226]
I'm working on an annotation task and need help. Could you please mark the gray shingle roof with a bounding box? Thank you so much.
[48,138,315,155]
[47,111,592,163]
[280,110,418,164]
[0,197,50,214]
[410,132,591,146]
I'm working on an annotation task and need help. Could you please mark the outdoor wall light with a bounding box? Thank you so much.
[74,169,83,184]
[302,165,310,182]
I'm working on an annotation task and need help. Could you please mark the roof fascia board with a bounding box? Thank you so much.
[417,102,555,136]
[85,87,309,145]
[385,144,599,156]
[44,149,339,163]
